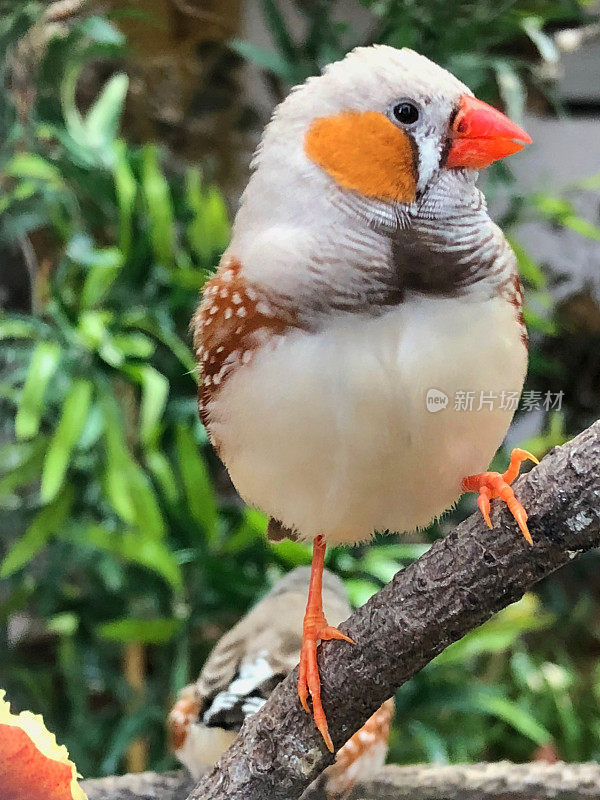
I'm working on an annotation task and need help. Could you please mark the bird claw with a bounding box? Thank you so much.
[298,615,354,753]
[462,447,537,544]
[502,448,539,484]
[477,487,493,529]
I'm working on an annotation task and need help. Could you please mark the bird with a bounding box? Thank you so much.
[168,567,394,799]
[191,45,535,751]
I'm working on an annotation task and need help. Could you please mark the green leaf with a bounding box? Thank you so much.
[493,59,525,127]
[104,448,166,539]
[358,554,399,583]
[561,215,600,242]
[101,396,166,539]
[67,234,124,308]
[67,234,120,268]
[84,72,129,148]
[15,341,61,440]
[229,39,294,81]
[508,237,546,290]
[60,63,92,158]
[81,252,124,308]
[113,140,137,256]
[436,594,552,666]
[345,577,379,607]
[40,378,93,503]
[408,720,449,763]
[110,333,155,360]
[59,524,182,591]
[270,538,312,566]
[146,450,179,504]
[142,145,175,267]
[139,366,169,447]
[0,578,35,622]
[47,612,79,636]
[476,695,552,745]
[367,543,430,561]
[77,309,112,351]
[260,0,298,62]
[97,616,182,644]
[521,411,568,458]
[171,632,191,696]
[186,169,229,263]
[523,307,557,336]
[0,486,73,578]
[99,706,163,777]
[223,508,267,553]
[127,467,166,540]
[533,194,571,217]
[121,310,197,374]
[80,15,126,46]
[0,436,48,501]
[0,317,46,340]
[77,402,104,451]
[533,193,600,242]
[125,364,169,447]
[6,153,64,186]
[175,424,218,540]
[521,16,559,64]
[573,172,600,192]
[103,423,136,524]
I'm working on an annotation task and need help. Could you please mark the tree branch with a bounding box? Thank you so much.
[82,770,194,800]
[354,762,600,800]
[81,762,600,800]
[189,420,600,800]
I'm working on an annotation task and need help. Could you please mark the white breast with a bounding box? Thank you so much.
[208,294,527,544]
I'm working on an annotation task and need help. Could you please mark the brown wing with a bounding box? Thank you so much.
[191,255,295,436]
[197,567,350,704]
[169,568,376,786]
[169,568,350,743]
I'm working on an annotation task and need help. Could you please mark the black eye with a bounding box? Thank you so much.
[393,101,419,126]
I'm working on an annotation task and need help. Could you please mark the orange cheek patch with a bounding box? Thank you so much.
[304,110,417,204]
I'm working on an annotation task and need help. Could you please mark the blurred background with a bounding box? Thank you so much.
[1,0,600,780]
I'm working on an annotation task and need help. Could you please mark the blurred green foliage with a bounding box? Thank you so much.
[1,0,600,779]
[232,0,585,117]
[0,7,265,774]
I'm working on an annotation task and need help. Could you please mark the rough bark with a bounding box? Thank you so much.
[82,770,194,800]
[189,420,600,800]
[82,762,600,800]
[355,762,600,799]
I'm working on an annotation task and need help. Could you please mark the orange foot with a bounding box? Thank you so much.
[462,448,539,545]
[298,535,354,752]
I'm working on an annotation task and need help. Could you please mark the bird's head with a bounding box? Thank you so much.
[254,46,531,216]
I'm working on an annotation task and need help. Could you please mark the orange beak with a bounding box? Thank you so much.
[446,94,532,170]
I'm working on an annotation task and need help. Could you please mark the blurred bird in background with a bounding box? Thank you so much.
[168,568,394,799]
[192,45,536,749]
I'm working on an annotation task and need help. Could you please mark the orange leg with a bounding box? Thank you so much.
[298,535,354,752]
[462,448,539,545]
